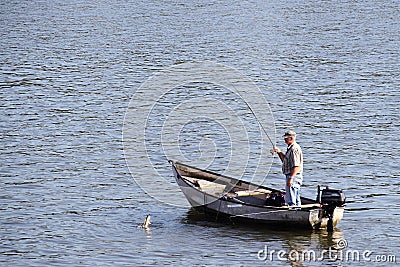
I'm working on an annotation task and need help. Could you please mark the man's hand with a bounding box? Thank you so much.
[273,147,281,154]
[286,177,293,187]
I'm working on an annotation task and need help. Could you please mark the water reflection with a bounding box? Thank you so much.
[183,208,345,266]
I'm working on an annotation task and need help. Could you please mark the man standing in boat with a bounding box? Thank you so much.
[273,130,303,207]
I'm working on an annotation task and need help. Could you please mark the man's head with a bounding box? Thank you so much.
[283,130,296,145]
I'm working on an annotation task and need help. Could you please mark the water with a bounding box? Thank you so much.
[1,0,399,266]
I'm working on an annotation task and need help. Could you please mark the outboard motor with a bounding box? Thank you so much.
[317,186,346,232]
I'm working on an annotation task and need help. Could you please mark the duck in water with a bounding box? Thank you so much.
[138,214,151,229]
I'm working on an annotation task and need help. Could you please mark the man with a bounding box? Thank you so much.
[273,130,303,207]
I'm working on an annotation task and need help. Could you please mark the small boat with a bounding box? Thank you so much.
[170,160,345,231]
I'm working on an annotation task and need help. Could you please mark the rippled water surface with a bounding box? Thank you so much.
[1,0,399,266]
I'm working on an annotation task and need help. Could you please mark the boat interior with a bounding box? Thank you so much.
[175,162,319,208]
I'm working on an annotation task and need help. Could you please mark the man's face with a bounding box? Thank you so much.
[284,137,294,145]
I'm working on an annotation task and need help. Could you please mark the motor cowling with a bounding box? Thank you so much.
[318,187,346,232]
[321,188,346,207]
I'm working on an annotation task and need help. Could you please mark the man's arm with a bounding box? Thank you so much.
[273,147,285,162]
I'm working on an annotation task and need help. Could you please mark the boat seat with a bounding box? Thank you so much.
[235,189,272,197]
[196,180,226,195]
[181,176,199,185]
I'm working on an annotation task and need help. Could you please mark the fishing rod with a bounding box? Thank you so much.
[241,99,275,148]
